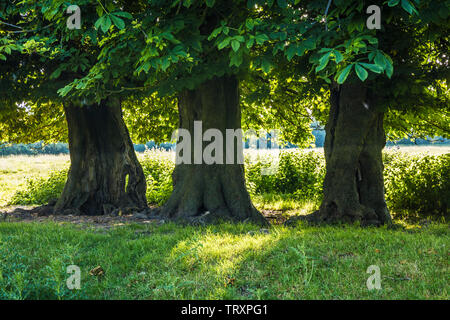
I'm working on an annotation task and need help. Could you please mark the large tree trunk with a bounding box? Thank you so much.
[54,98,147,215]
[304,81,391,226]
[158,75,267,225]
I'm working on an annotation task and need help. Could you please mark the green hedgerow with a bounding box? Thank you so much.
[383,152,449,219]
[244,150,325,200]
[10,169,68,206]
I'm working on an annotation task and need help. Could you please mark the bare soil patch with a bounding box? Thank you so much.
[0,206,287,227]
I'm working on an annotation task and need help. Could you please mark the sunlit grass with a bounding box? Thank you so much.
[251,193,319,215]
[0,221,447,299]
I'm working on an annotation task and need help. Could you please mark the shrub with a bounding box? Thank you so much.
[10,169,68,205]
[140,150,175,205]
[244,150,325,200]
[383,152,449,219]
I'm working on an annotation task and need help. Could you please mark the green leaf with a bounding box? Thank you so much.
[112,11,133,19]
[336,64,353,84]
[333,50,344,64]
[401,0,418,15]
[110,14,125,30]
[388,0,400,6]
[50,68,62,79]
[161,58,170,71]
[229,52,243,67]
[261,58,271,73]
[0,54,6,61]
[286,45,297,61]
[183,0,193,7]
[231,39,240,52]
[255,34,269,45]
[315,52,331,72]
[359,63,383,74]
[161,32,180,44]
[319,75,331,84]
[355,64,369,81]
[218,37,231,50]
[95,16,106,30]
[208,27,222,40]
[206,0,215,7]
[303,37,316,50]
[246,37,254,49]
[374,52,386,69]
[318,48,332,54]
[385,58,394,78]
[101,16,112,33]
[96,5,104,17]
[245,19,255,30]
[57,85,72,97]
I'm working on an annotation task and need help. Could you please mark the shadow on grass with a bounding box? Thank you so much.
[0,220,448,299]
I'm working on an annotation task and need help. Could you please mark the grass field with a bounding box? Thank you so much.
[0,221,448,299]
[0,146,448,300]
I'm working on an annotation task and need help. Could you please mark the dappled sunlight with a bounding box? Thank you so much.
[170,231,277,274]
[0,221,447,299]
[252,194,319,213]
[168,230,281,298]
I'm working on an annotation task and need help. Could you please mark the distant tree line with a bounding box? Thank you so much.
[1,134,449,156]
[0,141,175,156]
[311,130,450,148]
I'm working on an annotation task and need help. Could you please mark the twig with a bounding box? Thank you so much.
[0,20,23,29]
[324,0,332,31]
[96,0,109,14]
[2,22,54,34]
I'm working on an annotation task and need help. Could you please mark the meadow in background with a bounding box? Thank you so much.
[1,146,448,221]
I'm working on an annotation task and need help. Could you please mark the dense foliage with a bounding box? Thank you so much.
[2,0,448,145]
[384,152,450,218]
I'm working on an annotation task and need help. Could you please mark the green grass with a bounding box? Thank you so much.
[251,193,319,214]
[0,221,447,299]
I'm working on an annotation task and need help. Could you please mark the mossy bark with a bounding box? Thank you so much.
[54,98,147,215]
[159,75,267,225]
[308,82,391,225]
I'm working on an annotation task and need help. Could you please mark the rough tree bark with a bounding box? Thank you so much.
[158,75,267,225]
[296,81,391,226]
[53,98,147,215]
